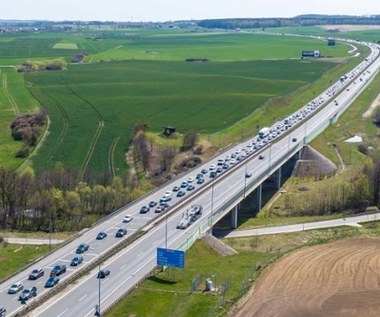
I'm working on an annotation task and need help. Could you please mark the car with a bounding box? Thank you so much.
[45,276,59,288]
[187,184,195,191]
[115,228,127,237]
[70,256,83,266]
[123,214,133,223]
[19,286,37,301]
[259,154,265,160]
[164,190,172,197]
[172,186,180,192]
[76,243,89,254]
[187,176,194,183]
[8,282,23,294]
[0,307,5,317]
[97,269,110,279]
[245,172,252,178]
[196,173,204,179]
[155,205,165,213]
[216,167,223,173]
[29,268,44,280]
[160,195,171,202]
[223,163,229,169]
[197,178,205,184]
[159,202,169,209]
[292,137,297,142]
[209,171,217,178]
[209,164,216,171]
[177,190,185,197]
[180,181,188,188]
[96,231,107,240]
[50,264,66,276]
[201,169,208,174]
[148,200,157,208]
[139,205,150,214]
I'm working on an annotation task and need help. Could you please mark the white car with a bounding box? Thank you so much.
[187,177,194,183]
[123,215,133,223]
[8,281,23,294]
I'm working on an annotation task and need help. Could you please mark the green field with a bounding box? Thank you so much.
[0,67,39,168]
[26,58,337,173]
[85,31,350,62]
[0,30,358,173]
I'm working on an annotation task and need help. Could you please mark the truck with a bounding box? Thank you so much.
[177,205,203,229]
[258,127,270,139]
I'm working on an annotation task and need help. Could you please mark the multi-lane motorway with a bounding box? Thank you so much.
[1,36,380,317]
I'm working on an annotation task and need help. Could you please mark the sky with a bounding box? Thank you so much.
[0,0,379,22]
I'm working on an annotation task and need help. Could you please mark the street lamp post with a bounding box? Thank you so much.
[91,248,101,316]
[243,164,248,199]
[210,183,214,235]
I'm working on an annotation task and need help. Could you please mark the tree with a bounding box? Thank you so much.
[158,146,177,172]
[134,132,150,171]
[181,129,198,151]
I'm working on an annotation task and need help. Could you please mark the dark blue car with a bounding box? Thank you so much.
[45,276,59,288]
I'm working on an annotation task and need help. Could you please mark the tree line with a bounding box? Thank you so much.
[198,15,380,30]
[0,166,144,232]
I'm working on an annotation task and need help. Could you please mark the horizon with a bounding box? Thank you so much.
[1,0,379,23]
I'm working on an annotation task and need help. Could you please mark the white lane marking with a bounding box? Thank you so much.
[119,264,128,271]
[79,294,88,302]
[57,308,69,317]
[136,252,143,258]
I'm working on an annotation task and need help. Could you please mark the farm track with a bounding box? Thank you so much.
[2,73,19,114]
[108,136,120,177]
[42,90,70,162]
[65,86,105,179]
[232,237,380,317]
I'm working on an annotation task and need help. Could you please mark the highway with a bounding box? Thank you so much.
[1,37,379,317]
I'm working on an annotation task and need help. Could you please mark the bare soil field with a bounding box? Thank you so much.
[232,237,380,317]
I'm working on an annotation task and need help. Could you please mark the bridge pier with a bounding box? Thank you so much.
[231,204,239,229]
[256,184,263,212]
[276,167,282,189]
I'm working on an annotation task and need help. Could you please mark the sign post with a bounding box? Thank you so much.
[157,248,185,269]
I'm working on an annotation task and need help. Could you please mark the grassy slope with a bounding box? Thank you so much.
[0,242,52,280]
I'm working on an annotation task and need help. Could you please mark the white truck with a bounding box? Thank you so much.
[258,127,270,139]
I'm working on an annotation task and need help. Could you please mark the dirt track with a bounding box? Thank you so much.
[232,237,380,317]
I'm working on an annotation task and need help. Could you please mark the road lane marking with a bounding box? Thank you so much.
[79,294,88,302]
[57,308,69,317]
[119,264,128,271]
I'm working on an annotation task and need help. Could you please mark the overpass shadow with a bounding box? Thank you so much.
[213,156,297,237]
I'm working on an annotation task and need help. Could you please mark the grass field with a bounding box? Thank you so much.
[0,67,39,168]
[86,32,350,62]
[26,58,337,174]
[0,242,52,280]
[0,30,361,173]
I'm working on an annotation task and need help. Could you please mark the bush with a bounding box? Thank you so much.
[10,109,47,146]
[15,147,29,158]
[358,144,368,155]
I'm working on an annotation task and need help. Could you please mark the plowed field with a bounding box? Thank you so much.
[232,237,380,317]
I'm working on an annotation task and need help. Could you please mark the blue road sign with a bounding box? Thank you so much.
[157,248,185,269]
